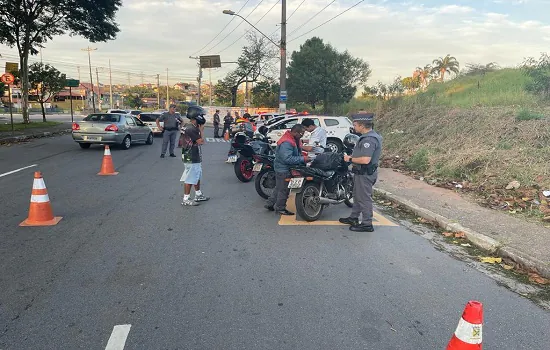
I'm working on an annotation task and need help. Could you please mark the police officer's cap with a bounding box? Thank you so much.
[351,112,374,122]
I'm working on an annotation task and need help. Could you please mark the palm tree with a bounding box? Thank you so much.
[431,55,460,81]
[414,64,432,90]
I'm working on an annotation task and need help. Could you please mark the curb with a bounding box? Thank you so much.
[0,129,72,144]
[373,187,550,279]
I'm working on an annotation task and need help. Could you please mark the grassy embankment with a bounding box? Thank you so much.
[346,69,550,221]
[0,121,62,132]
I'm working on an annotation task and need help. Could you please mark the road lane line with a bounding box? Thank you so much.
[105,324,131,350]
[0,164,37,178]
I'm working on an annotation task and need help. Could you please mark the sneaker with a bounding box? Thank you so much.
[339,217,359,225]
[195,194,210,202]
[276,209,294,216]
[160,154,165,158]
[349,223,374,232]
[182,199,199,206]
[170,154,176,157]
[264,204,274,211]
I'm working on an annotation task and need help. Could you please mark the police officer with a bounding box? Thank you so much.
[339,112,383,232]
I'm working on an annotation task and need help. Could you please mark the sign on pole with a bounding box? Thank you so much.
[1,73,15,85]
[5,62,18,73]
[279,90,287,102]
[66,79,80,88]
[199,55,221,69]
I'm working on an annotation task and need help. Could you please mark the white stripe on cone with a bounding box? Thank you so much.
[104,147,111,156]
[33,178,46,190]
[454,317,482,344]
[31,194,50,203]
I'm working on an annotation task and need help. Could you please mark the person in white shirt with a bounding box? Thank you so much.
[301,118,327,155]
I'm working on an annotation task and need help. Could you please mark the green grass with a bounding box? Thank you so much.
[516,108,545,121]
[0,121,62,132]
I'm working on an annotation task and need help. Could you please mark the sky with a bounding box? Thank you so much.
[1,0,549,87]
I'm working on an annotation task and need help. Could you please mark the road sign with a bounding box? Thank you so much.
[1,73,15,84]
[66,79,80,88]
[5,62,18,73]
[199,55,221,69]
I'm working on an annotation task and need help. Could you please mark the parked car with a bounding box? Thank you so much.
[107,109,128,114]
[72,113,154,150]
[265,115,353,152]
[138,112,163,136]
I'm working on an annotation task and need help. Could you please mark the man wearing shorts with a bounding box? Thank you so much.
[180,106,210,206]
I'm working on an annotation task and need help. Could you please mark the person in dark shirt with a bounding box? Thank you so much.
[180,106,210,206]
[213,109,221,138]
[222,111,233,138]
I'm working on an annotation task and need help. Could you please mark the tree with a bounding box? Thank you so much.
[521,53,550,98]
[388,76,405,97]
[401,76,420,92]
[28,62,66,122]
[221,32,277,106]
[0,0,122,123]
[287,37,371,111]
[361,85,378,98]
[127,95,143,108]
[413,65,432,89]
[213,78,234,106]
[251,80,279,108]
[431,54,460,82]
[464,62,499,76]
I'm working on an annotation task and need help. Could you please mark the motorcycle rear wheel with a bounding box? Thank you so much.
[296,182,324,222]
[234,156,254,182]
[255,168,275,199]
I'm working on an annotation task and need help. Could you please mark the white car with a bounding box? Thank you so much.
[137,112,164,135]
[266,115,354,153]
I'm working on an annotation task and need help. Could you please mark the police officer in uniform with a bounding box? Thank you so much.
[339,112,383,232]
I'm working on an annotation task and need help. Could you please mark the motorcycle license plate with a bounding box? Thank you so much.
[228,155,237,163]
[253,163,263,172]
[288,177,304,189]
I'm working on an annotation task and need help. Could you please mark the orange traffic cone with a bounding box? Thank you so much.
[19,172,62,226]
[447,301,483,349]
[223,130,230,141]
[98,145,119,175]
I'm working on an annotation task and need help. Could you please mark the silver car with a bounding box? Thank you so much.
[72,113,154,150]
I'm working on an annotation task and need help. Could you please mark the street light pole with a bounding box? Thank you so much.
[222,8,287,114]
[81,47,97,112]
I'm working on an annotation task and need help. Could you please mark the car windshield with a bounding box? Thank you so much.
[84,114,121,122]
[265,116,285,126]
[130,111,141,115]
[139,114,160,122]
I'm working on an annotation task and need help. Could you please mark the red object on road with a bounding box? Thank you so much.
[98,145,119,176]
[447,300,483,349]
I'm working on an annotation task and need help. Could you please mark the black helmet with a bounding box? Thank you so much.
[343,133,360,150]
[186,105,206,125]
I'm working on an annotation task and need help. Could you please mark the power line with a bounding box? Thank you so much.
[189,0,252,56]
[287,0,306,20]
[218,0,280,54]
[287,0,365,43]
[286,0,336,38]
[205,0,265,54]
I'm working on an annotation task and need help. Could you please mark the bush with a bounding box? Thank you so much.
[516,109,544,121]
[406,148,430,172]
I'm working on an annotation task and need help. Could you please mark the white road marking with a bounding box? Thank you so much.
[204,138,229,143]
[105,324,132,350]
[0,164,37,178]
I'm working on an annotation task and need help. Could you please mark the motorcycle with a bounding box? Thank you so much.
[287,151,354,222]
[231,131,273,183]
[252,153,275,199]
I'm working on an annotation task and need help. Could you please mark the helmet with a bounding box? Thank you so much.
[343,133,360,150]
[186,105,206,125]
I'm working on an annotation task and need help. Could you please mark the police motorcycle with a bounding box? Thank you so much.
[286,134,359,222]
[231,126,274,183]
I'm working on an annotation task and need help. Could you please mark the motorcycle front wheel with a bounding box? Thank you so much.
[234,156,254,182]
[255,168,276,199]
[344,175,354,208]
[296,182,324,222]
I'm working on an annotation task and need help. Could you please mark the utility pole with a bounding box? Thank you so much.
[95,67,101,111]
[279,0,287,114]
[166,68,169,108]
[198,65,202,105]
[109,60,113,109]
[209,68,212,106]
[81,46,97,112]
[77,66,84,109]
[156,74,160,109]
[245,76,249,112]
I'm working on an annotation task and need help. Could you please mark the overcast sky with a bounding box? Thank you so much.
[1,0,549,87]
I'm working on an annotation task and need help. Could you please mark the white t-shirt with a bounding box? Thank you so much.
[309,126,327,153]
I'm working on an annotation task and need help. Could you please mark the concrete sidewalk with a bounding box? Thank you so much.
[374,168,550,279]
[0,122,72,143]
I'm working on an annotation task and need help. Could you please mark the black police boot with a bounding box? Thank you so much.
[339,217,359,225]
[349,223,374,232]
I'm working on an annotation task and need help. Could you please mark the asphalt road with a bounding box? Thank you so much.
[1,131,550,350]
